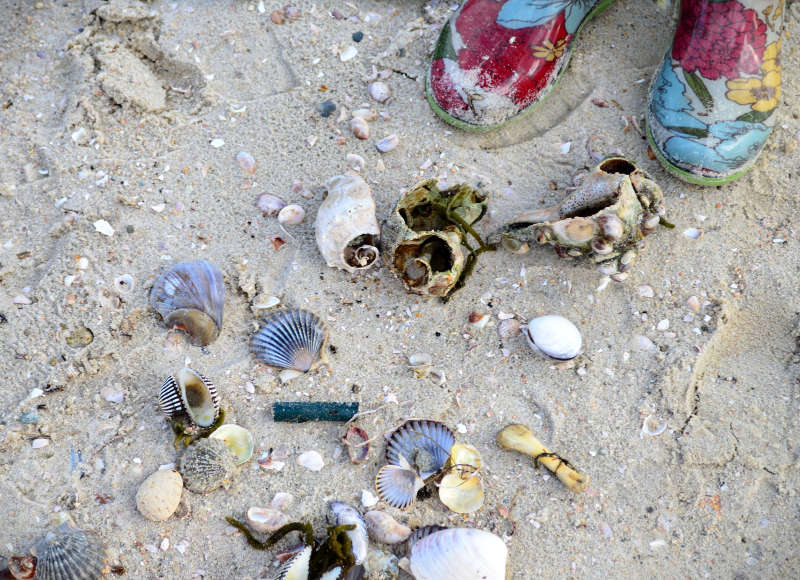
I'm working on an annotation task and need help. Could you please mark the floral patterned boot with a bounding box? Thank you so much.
[647,0,785,185]
[427,0,618,131]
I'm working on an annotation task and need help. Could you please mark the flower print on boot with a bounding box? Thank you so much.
[647,0,786,186]
[427,0,618,131]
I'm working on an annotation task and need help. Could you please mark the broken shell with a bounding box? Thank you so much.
[409,528,507,580]
[245,506,290,534]
[386,420,454,480]
[408,353,432,378]
[350,117,370,140]
[497,318,521,339]
[251,309,329,372]
[328,501,368,565]
[256,193,287,217]
[158,368,220,428]
[278,204,306,225]
[364,511,411,544]
[179,438,236,493]
[468,311,490,329]
[524,315,582,361]
[149,260,225,346]
[236,151,257,174]
[27,523,108,580]
[296,450,324,471]
[367,81,391,103]
[8,554,36,579]
[352,108,378,121]
[344,425,370,464]
[136,469,183,521]
[375,463,424,509]
[375,134,399,153]
[641,414,667,437]
[210,424,254,464]
[273,545,311,580]
[315,175,381,272]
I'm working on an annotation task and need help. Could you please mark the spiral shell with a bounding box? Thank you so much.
[179,438,235,493]
[250,309,329,373]
[158,368,220,428]
[30,523,108,580]
[385,420,454,480]
[149,260,224,346]
[409,528,507,580]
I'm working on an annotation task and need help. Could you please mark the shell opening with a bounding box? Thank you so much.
[598,157,636,176]
[395,236,454,288]
[343,234,379,269]
[165,308,220,347]
[178,368,218,427]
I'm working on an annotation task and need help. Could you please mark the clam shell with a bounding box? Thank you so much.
[209,424,254,464]
[245,507,289,534]
[407,525,448,550]
[409,528,507,580]
[251,309,329,372]
[364,511,411,544]
[158,368,220,428]
[179,438,236,493]
[136,469,183,521]
[272,545,311,580]
[438,473,484,514]
[149,260,224,346]
[374,464,424,509]
[30,523,108,580]
[524,315,583,361]
[385,420,454,480]
[328,501,368,565]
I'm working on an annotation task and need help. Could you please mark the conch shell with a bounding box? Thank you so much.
[314,175,380,272]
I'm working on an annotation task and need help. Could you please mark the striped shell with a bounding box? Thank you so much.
[374,463,424,509]
[407,525,449,550]
[385,420,454,480]
[158,368,220,428]
[250,309,329,372]
[271,545,311,580]
[409,528,507,580]
[179,438,235,493]
[149,260,225,346]
[327,502,368,565]
[30,523,107,580]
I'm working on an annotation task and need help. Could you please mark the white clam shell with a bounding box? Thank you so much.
[136,469,183,521]
[315,175,380,272]
[409,528,507,580]
[524,314,582,361]
[365,510,412,544]
[210,424,254,464]
[246,506,289,534]
[278,204,306,225]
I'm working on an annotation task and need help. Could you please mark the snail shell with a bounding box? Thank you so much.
[409,528,507,580]
[315,175,380,273]
[250,309,329,373]
[136,469,183,521]
[158,368,220,428]
[149,260,224,346]
[29,523,108,580]
[179,438,236,494]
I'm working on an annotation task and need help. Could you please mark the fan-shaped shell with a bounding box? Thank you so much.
[210,424,254,464]
[251,309,329,372]
[179,438,235,493]
[30,523,107,580]
[158,368,220,428]
[407,525,448,550]
[385,420,454,480]
[409,528,507,580]
[271,545,311,580]
[149,260,225,346]
[374,464,424,509]
[328,502,368,565]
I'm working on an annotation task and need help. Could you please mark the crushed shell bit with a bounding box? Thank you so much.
[364,511,411,544]
[524,315,583,361]
[179,438,236,493]
[251,309,329,373]
[136,469,183,521]
[375,464,424,509]
[385,420,455,480]
[158,368,220,428]
[29,523,108,580]
[375,134,399,153]
[210,424,254,464]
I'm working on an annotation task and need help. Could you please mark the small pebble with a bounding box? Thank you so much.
[637,285,654,298]
[210,138,225,148]
[101,386,124,403]
[352,31,364,42]
[318,100,337,118]
[20,412,38,424]
[656,319,670,331]
[686,296,701,311]
[13,295,31,305]
[683,227,702,239]
[32,438,50,449]
[339,46,358,61]
[271,10,285,24]
[367,81,391,103]
[375,134,399,153]
[278,204,305,225]
[94,220,115,237]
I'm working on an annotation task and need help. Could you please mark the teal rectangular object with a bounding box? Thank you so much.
[273,401,359,423]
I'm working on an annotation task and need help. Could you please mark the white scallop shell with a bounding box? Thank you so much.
[31,523,108,580]
[385,420,454,480]
[374,463,424,509]
[251,309,329,372]
[328,501,368,565]
[315,175,380,273]
[136,469,183,521]
[364,511,411,544]
[210,424,254,464]
[524,314,583,361]
[409,528,507,580]
[158,368,220,428]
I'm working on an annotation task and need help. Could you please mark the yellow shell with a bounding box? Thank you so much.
[136,469,183,521]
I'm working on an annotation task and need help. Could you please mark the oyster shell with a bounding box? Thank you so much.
[158,367,220,428]
[524,315,583,361]
[179,438,236,493]
[209,424,254,464]
[251,309,329,373]
[327,502,368,565]
[409,528,507,580]
[28,523,108,580]
[385,420,454,480]
[149,260,225,346]
[315,175,380,272]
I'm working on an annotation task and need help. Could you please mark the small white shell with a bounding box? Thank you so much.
[256,193,287,216]
[136,469,183,521]
[296,450,324,471]
[278,204,306,225]
[113,274,135,294]
[524,314,583,361]
[246,506,290,534]
[367,81,392,103]
[375,134,399,153]
[409,528,507,580]
[350,117,370,140]
[365,510,412,544]
[210,424,254,464]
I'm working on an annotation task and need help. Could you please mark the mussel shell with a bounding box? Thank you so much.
[158,368,220,428]
[149,260,225,346]
[374,464,424,510]
[31,523,107,580]
[385,420,454,480]
[250,309,329,372]
[409,528,507,580]
[328,502,368,565]
[179,438,235,494]
[524,315,582,361]
[272,545,311,580]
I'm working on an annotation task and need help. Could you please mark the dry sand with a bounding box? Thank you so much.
[1,0,799,578]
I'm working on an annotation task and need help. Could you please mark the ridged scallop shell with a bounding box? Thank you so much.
[328,502,368,565]
[524,315,583,361]
[209,424,254,464]
[30,523,107,580]
[409,528,507,580]
[364,511,411,545]
[251,309,329,372]
[158,368,220,428]
[149,260,225,346]
[385,420,454,480]
[179,438,235,493]
[407,525,448,550]
[374,463,424,509]
[136,469,183,521]
[271,545,311,580]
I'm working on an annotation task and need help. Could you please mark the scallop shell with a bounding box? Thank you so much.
[328,501,368,565]
[158,368,220,428]
[250,309,329,372]
[374,464,424,509]
[245,507,289,534]
[179,438,236,493]
[209,424,254,464]
[136,469,183,521]
[272,545,311,580]
[149,260,224,346]
[407,525,449,550]
[524,315,583,361]
[409,528,507,580]
[30,523,108,580]
[364,511,411,544]
[385,420,454,480]
[315,175,380,273]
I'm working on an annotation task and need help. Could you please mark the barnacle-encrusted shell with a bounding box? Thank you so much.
[30,523,108,580]
[158,368,220,428]
[328,502,368,565]
[385,420,455,479]
[179,438,235,493]
[315,175,380,272]
[374,463,424,509]
[524,315,583,361]
[149,260,224,346]
[136,469,183,521]
[209,424,254,464]
[272,545,311,580]
[409,528,507,580]
[250,309,329,372]
[364,511,411,544]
